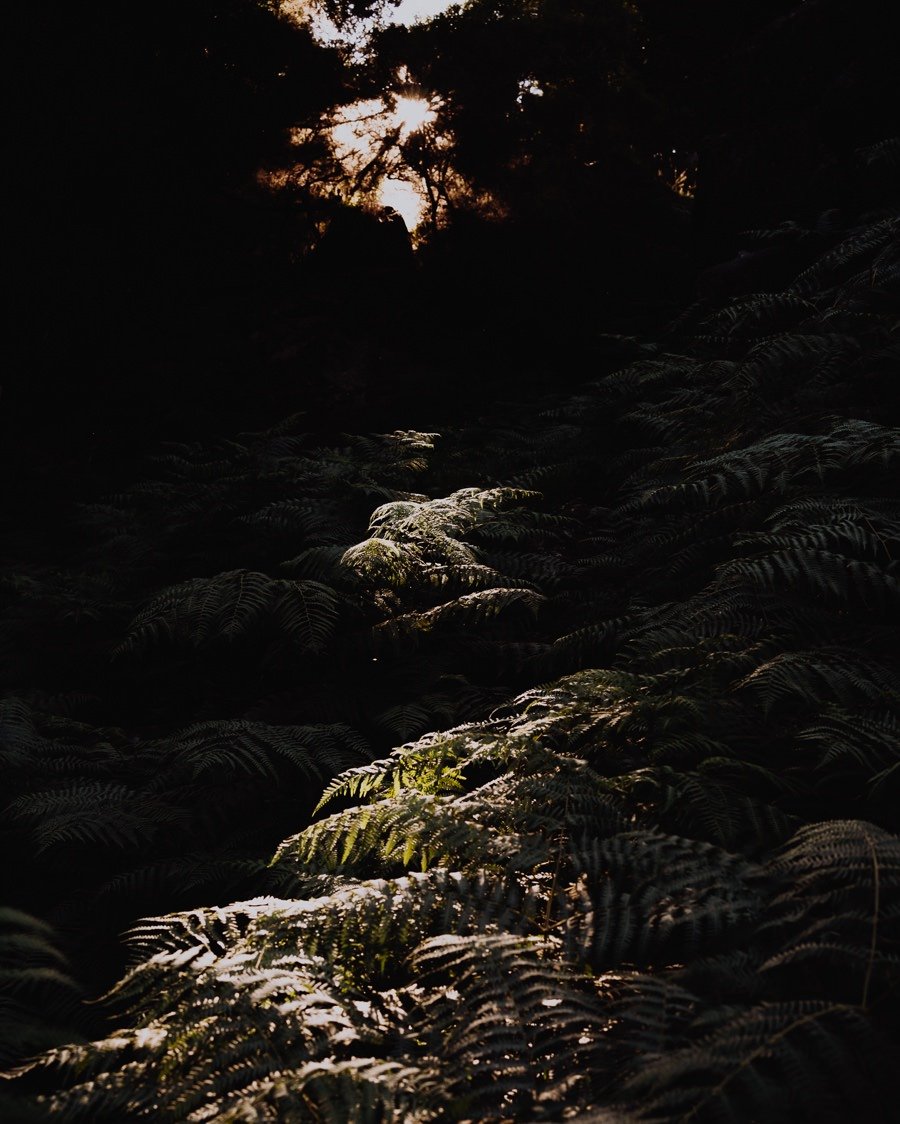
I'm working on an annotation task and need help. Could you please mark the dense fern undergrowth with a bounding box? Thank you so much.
[2,204,899,1120]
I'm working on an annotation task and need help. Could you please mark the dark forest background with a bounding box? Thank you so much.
[2,2,898,1120]
[6,1,894,483]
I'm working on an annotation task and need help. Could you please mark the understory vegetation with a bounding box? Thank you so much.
[2,182,899,1120]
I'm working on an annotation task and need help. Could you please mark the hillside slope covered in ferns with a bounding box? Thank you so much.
[3,191,899,1119]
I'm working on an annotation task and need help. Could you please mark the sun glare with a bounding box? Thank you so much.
[390,96,436,140]
[379,178,423,230]
[281,2,456,47]
[278,6,448,231]
[322,91,439,229]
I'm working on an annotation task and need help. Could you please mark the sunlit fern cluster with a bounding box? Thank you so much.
[2,425,590,977]
[15,811,900,1121]
[2,198,898,1117]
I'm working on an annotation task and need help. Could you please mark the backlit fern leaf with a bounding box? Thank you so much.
[276,792,516,877]
[376,588,544,648]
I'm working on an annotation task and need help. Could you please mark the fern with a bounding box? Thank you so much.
[151,719,372,782]
[5,177,900,1124]
[758,820,900,1006]
[792,216,898,296]
[375,587,545,649]
[406,933,605,1118]
[0,908,84,1068]
[622,1001,896,1122]
[738,649,899,714]
[563,832,763,969]
[8,783,187,853]
[116,570,341,654]
[797,708,900,797]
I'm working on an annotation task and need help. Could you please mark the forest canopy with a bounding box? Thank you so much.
[7,0,894,456]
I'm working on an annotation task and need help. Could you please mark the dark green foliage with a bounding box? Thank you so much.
[564,832,763,970]
[3,168,898,1120]
[0,909,85,1122]
[622,1001,894,1123]
[0,910,83,1068]
[115,571,343,655]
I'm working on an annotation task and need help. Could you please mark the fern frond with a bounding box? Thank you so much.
[564,832,763,969]
[738,649,899,713]
[116,570,341,654]
[8,783,187,853]
[0,908,84,1067]
[604,766,792,848]
[797,708,900,795]
[758,820,900,1005]
[407,932,605,1117]
[152,720,372,782]
[622,1001,896,1123]
[240,499,357,545]
[701,294,819,338]
[722,548,899,610]
[792,216,898,295]
[376,587,544,648]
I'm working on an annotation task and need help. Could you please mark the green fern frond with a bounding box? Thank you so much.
[376,587,544,648]
[274,789,544,879]
[622,1001,896,1123]
[738,649,899,713]
[407,932,605,1118]
[758,820,900,1005]
[340,536,422,587]
[314,740,469,814]
[563,831,763,970]
[152,720,372,782]
[116,570,341,654]
[8,783,188,853]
